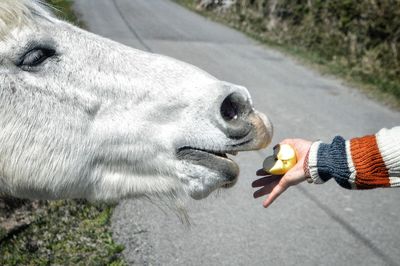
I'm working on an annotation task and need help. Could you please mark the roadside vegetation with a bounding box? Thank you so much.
[46,0,85,27]
[1,200,125,266]
[0,1,125,265]
[175,0,400,108]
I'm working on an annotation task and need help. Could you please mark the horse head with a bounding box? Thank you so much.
[0,0,272,201]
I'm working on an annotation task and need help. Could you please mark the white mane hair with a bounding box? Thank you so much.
[0,0,51,40]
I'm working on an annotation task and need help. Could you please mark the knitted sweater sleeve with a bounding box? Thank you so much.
[307,126,400,189]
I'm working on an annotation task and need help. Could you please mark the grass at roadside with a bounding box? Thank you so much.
[174,0,400,109]
[0,1,125,265]
[0,201,125,266]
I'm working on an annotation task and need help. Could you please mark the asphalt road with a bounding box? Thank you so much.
[74,1,400,265]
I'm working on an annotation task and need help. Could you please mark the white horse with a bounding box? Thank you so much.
[0,0,272,203]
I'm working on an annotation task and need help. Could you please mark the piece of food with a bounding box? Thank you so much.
[263,144,297,175]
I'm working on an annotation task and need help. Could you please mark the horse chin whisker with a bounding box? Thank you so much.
[213,188,222,198]
[144,190,191,226]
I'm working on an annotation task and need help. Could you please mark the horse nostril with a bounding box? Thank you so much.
[220,92,252,140]
[220,92,248,121]
[221,94,239,121]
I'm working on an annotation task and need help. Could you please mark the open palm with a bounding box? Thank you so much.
[252,139,312,208]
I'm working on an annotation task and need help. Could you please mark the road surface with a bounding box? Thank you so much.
[74,1,400,265]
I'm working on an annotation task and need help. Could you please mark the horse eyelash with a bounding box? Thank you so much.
[16,38,57,65]
[17,47,56,70]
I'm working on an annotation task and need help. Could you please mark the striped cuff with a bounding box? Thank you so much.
[308,141,325,184]
[307,127,400,190]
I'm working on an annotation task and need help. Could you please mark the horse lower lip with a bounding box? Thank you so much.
[177,148,239,178]
[177,149,231,163]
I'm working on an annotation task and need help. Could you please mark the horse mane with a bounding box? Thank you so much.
[0,0,51,40]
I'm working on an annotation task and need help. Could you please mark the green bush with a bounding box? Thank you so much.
[180,0,400,102]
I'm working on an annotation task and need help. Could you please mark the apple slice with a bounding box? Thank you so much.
[263,144,297,175]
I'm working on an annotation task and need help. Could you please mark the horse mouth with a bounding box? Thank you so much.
[176,147,240,187]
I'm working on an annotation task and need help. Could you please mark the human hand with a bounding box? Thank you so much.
[252,139,312,208]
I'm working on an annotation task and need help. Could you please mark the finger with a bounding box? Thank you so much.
[262,181,288,208]
[256,168,268,176]
[253,178,281,198]
[252,175,281,188]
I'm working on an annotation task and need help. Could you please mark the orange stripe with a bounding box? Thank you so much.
[350,135,390,189]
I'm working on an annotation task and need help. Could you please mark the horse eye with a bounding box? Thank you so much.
[18,48,56,69]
